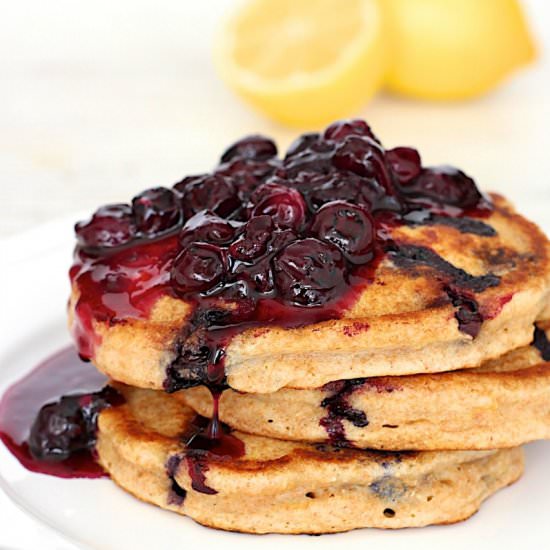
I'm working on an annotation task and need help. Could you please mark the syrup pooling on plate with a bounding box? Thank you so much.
[70,119,496,393]
[0,346,237,493]
[0,347,119,478]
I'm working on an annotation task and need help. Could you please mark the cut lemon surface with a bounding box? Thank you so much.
[214,0,387,127]
[384,0,537,100]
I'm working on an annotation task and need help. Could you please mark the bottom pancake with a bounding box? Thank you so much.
[96,385,524,534]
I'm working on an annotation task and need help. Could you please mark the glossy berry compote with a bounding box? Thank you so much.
[0,347,118,478]
[69,119,496,396]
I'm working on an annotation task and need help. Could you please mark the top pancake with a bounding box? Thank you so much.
[70,194,550,393]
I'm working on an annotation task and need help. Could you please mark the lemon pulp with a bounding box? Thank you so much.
[215,0,387,127]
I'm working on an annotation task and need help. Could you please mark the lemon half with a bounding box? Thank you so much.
[215,0,387,127]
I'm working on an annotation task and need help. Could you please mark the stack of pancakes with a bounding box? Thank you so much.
[68,124,550,534]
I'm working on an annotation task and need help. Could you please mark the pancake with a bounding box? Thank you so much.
[71,194,550,394]
[96,384,524,533]
[68,121,550,395]
[178,323,550,450]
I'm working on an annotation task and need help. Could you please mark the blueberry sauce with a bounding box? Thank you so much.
[67,120,500,474]
[168,414,245,495]
[163,255,377,393]
[0,347,118,478]
[70,234,180,360]
[533,325,550,361]
[320,379,369,446]
[70,120,496,391]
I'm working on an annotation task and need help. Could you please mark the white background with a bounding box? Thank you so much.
[0,0,549,548]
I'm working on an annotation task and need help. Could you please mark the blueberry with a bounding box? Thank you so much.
[220,135,278,164]
[28,387,121,462]
[179,211,237,250]
[311,201,375,263]
[333,136,387,181]
[400,166,483,209]
[285,132,321,158]
[229,215,273,261]
[132,187,182,236]
[171,243,227,293]
[324,119,379,143]
[282,138,335,176]
[386,147,422,184]
[75,204,134,249]
[250,182,307,230]
[273,238,346,307]
[176,174,240,218]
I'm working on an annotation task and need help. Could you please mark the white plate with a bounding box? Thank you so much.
[1,214,550,550]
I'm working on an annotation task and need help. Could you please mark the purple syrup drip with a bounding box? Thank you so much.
[168,408,245,496]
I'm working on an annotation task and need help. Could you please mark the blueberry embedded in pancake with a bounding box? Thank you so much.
[533,323,550,360]
[68,119,550,394]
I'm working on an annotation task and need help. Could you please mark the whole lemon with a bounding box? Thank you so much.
[384,0,536,100]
